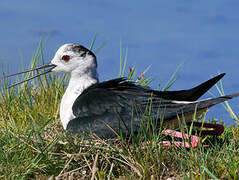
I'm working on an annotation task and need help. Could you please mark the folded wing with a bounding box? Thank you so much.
[67,75,237,138]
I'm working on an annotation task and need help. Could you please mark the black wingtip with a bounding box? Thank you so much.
[157,73,226,101]
[192,72,225,96]
[217,73,226,79]
[182,73,226,101]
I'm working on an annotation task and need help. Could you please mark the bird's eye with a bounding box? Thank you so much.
[62,55,70,62]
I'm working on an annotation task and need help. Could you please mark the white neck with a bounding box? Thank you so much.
[60,69,98,129]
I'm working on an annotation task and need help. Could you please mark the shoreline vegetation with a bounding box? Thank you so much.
[0,40,238,179]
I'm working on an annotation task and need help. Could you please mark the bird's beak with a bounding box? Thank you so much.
[5,63,57,88]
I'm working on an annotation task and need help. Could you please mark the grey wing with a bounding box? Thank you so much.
[68,78,239,138]
[68,78,161,137]
[68,86,138,138]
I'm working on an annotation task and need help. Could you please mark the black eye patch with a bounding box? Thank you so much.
[80,51,86,58]
[71,45,96,59]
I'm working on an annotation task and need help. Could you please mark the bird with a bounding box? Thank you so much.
[7,43,239,138]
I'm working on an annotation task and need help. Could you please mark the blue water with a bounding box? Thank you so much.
[0,0,238,125]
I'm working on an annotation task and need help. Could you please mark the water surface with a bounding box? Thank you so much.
[0,0,238,125]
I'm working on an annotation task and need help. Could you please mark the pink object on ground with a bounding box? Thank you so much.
[159,122,224,148]
[161,129,201,148]
[144,122,224,148]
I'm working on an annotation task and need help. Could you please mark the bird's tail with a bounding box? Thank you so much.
[164,92,239,128]
[192,92,239,111]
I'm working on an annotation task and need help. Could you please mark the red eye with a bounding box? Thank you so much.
[62,55,70,62]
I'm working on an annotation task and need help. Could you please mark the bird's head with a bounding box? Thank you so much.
[6,43,98,88]
[51,44,97,76]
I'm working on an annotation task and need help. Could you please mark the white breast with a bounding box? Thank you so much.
[60,75,98,129]
[60,88,78,129]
